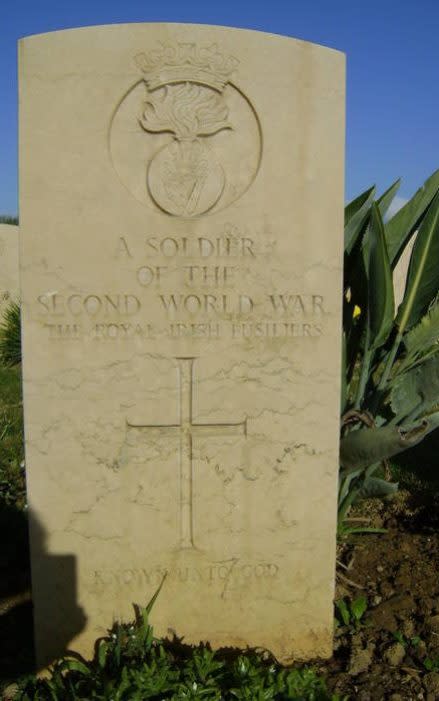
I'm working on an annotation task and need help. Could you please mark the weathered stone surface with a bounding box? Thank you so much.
[393,235,414,309]
[19,23,345,666]
[0,224,19,314]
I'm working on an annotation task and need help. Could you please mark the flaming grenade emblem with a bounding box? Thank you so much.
[135,44,239,217]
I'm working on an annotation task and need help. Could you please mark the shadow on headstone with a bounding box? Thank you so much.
[27,509,87,671]
[0,503,87,679]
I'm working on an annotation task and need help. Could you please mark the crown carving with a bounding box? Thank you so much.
[135,42,239,92]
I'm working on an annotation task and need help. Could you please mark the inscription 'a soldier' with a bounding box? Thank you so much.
[127,358,247,549]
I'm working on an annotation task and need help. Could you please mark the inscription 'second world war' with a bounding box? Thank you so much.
[109,42,262,217]
[20,22,345,667]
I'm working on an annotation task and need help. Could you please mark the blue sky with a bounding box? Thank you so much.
[1,0,439,215]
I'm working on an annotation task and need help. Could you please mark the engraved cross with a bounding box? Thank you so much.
[127,357,247,549]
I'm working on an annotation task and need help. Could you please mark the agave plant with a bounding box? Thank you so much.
[340,170,439,526]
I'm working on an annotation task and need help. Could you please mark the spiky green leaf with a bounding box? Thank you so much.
[345,185,375,225]
[365,204,395,350]
[53,657,91,676]
[391,354,439,419]
[404,301,439,358]
[145,572,167,615]
[385,169,439,266]
[391,369,422,419]
[396,190,439,331]
[341,331,347,412]
[97,639,108,669]
[340,420,434,472]
[344,186,376,255]
[377,179,401,219]
[335,599,350,626]
[350,596,368,622]
[357,476,399,500]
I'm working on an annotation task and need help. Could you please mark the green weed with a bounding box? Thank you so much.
[335,597,367,629]
[18,582,344,700]
[393,631,422,649]
[424,656,439,672]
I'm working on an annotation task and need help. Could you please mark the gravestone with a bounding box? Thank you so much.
[0,223,19,314]
[394,235,414,309]
[19,23,345,666]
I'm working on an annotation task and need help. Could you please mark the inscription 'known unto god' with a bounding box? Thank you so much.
[89,561,280,592]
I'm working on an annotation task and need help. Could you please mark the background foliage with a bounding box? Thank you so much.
[0,216,18,225]
[340,170,439,527]
[0,302,21,368]
[0,362,24,508]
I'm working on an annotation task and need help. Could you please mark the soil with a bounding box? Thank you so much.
[319,491,439,700]
[1,490,438,700]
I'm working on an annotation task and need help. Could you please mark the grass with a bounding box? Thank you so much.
[0,363,25,508]
[18,595,344,700]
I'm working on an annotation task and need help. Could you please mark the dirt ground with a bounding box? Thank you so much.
[320,492,439,700]
[1,491,438,700]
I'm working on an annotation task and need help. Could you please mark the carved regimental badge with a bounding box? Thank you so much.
[109,43,261,218]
